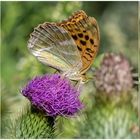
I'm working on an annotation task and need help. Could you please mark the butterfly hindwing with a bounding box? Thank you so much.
[28,23,82,72]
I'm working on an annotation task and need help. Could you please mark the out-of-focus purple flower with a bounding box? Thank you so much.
[95,53,133,94]
[21,74,83,117]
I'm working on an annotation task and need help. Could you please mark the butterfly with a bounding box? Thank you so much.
[27,10,100,83]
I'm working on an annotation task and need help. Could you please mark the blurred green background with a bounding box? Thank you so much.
[1,1,139,138]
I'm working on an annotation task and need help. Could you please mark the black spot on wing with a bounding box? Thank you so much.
[90,38,94,44]
[72,35,78,40]
[85,35,89,40]
[80,40,86,45]
[77,45,82,51]
[86,48,94,53]
[85,52,92,58]
[78,33,83,38]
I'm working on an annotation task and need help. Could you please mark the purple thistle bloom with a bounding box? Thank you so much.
[21,74,83,117]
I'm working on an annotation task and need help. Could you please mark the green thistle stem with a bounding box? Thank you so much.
[48,116,55,128]
[48,116,56,135]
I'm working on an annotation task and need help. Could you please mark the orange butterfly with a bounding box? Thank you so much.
[28,10,100,83]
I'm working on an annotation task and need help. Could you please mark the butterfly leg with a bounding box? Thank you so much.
[75,78,86,92]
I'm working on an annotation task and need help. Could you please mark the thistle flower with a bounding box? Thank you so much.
[95,53,133,94]
[21,74,82,117]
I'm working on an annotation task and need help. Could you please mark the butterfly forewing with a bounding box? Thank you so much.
[28,23,82,73]
[57,10,100,74]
